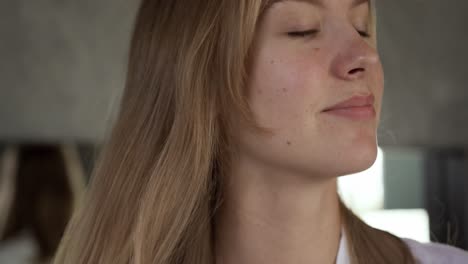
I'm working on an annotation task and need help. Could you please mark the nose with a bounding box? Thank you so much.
[330,34,380,81]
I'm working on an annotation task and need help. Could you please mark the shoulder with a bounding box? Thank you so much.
[402,238,468,264]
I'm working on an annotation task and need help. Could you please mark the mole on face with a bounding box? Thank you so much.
[286,141,292,146]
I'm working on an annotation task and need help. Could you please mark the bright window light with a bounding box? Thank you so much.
[338,147,430,242]
[338,147,385,213]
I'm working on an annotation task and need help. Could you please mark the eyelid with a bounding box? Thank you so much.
[357,29,371,38]
[287,28,371,38]
[287,29,320,38]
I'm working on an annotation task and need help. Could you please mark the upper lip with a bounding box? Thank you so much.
[323,94,375,111]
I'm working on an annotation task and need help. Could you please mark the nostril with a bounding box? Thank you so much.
[349,68,365,75]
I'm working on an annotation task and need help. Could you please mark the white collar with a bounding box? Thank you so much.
[336,228,350,264]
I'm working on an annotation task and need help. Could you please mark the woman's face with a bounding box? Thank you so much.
[239,0,383,178]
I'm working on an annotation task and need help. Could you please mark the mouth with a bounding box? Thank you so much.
[322,105,376,120]
[322,94,376,120]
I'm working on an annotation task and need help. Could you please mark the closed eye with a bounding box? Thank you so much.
[357,30,371,38]
[288,29,370,38]
[287,29,320,38]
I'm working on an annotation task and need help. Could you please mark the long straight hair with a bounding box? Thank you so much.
[53,0,415,263]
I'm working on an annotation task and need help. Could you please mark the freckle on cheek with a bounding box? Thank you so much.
[270,60,275,64]
[282,88,287,93]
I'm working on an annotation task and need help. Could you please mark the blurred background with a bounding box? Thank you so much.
[0,0,467,263]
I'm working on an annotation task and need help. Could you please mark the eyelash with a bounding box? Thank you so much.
[287,29,371,38]
[287,29,319,38]
[357,30,371,38]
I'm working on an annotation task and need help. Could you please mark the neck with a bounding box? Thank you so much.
[214,157,342,264]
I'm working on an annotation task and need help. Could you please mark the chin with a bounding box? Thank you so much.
[315,138,378,178]
[299,141,378,179]
[342,141,378,175]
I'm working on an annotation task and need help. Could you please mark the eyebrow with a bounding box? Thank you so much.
[265,0,369,10]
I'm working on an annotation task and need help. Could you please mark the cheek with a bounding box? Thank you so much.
[247,47,325,130]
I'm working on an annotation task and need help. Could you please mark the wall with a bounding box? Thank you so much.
[376,0,468,147]
[0,0,139,142]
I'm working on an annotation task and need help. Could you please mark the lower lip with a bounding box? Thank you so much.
[322,106,376,120]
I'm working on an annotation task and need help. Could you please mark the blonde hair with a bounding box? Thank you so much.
[53,0,415,263]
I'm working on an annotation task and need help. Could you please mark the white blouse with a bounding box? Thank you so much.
[336,229,468,264]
